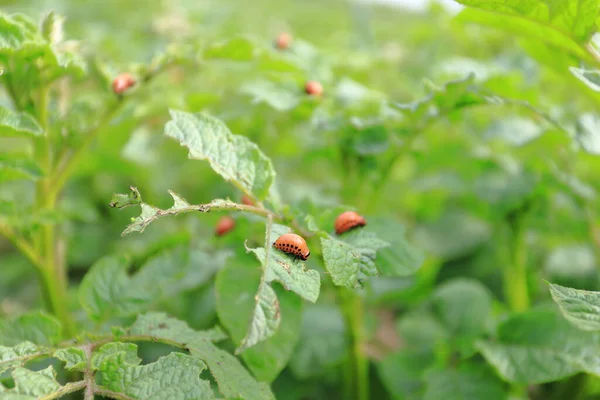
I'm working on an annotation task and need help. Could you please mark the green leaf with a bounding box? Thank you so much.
[79,255,152,321]
[203,36,257,61]
[54,347,87,372]
[392,74,486,126]
[8,366,61,398]
[128,313,275,400]
[423,364,508,400]
[0,153,43,182]
[550,283,600,331]
[0,107,43,137]
[352,124,389,156]
[476,308,600,383]
[216,260,302,382]
[367,217,424,277]
[0,312,62,346]
[396,311,448,351]
[246,246,320,303]
[570,66,600,92]
[236,282,280,354]
[0,342,42,375]
[455,5,592,59]
[95,343,214,400]
[92,343,140,370]
[321,230,389,288]
[431,278,492,337]
[79,249,229,321]
[456,0,600,43]
[165,110,276,201]
[289,304,347,379]
[414,210,491,259]
[377,349,434,400]
[0,13,39,51]
[241,79,301,111]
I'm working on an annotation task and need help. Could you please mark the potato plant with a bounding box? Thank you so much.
[3,0,600,399]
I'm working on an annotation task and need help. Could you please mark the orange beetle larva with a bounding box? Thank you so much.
[241,194,254,206]
[304,80,323,96]
[335,211,366,235]
[273,233,310,260]
[112,73,136,95]
[275,32,292,50]
[215,216,235,237]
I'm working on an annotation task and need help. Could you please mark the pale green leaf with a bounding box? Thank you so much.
[203,36,257,61]
[246,246,320,303]
[0,153,43,183]
[0,13,39,51]
[0,107,43,138]
[216,260,302,382]
[476,309,600,383]
[92,343,140,370]
[0,342,42,375]
[236,282,280,354]
[54,347,87,372]
[550,283,600,331]
[164,110,276,201]
[457,0,600,43]
[241,80,301,111]
[95,343,214,400]
[0,312,61,346]
[455,6,591,59]
[129,313,275,400]
[321,230,389,288]
[570,66,600,92]
[9,366,61,397]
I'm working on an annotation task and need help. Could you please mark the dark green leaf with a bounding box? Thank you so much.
[95,343,214,399]
[216,260,302,382]
[424,364,508,400]
[476,308,600,383]
[128,313,275,400]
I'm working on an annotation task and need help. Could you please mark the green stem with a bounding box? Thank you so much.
[33,85,75,337]
[339,288,369,400]
[39,381,87,400]
[503,213,530,312]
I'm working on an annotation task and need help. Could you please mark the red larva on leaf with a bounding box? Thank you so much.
[273,233,310,260]
[215,216,235,237]
[112,73,136,95]
[241,194,254,206]
[304,80,323,96]
[335,211,366,235]
[274,32,292,50]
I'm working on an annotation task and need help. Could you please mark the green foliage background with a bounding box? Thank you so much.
[3,0,600,399]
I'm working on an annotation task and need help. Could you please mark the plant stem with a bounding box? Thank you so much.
[33,84,75,337]
[503,211,530,312]
[339,288,369,400]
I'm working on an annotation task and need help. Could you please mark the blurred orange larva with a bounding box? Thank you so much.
[241,194,254,206]
[304,80,323,96]
[215,216,235,237]
[273,233,310,260]
[112,73,135,95]
[275,32,292,50]
[335,211,366,235]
